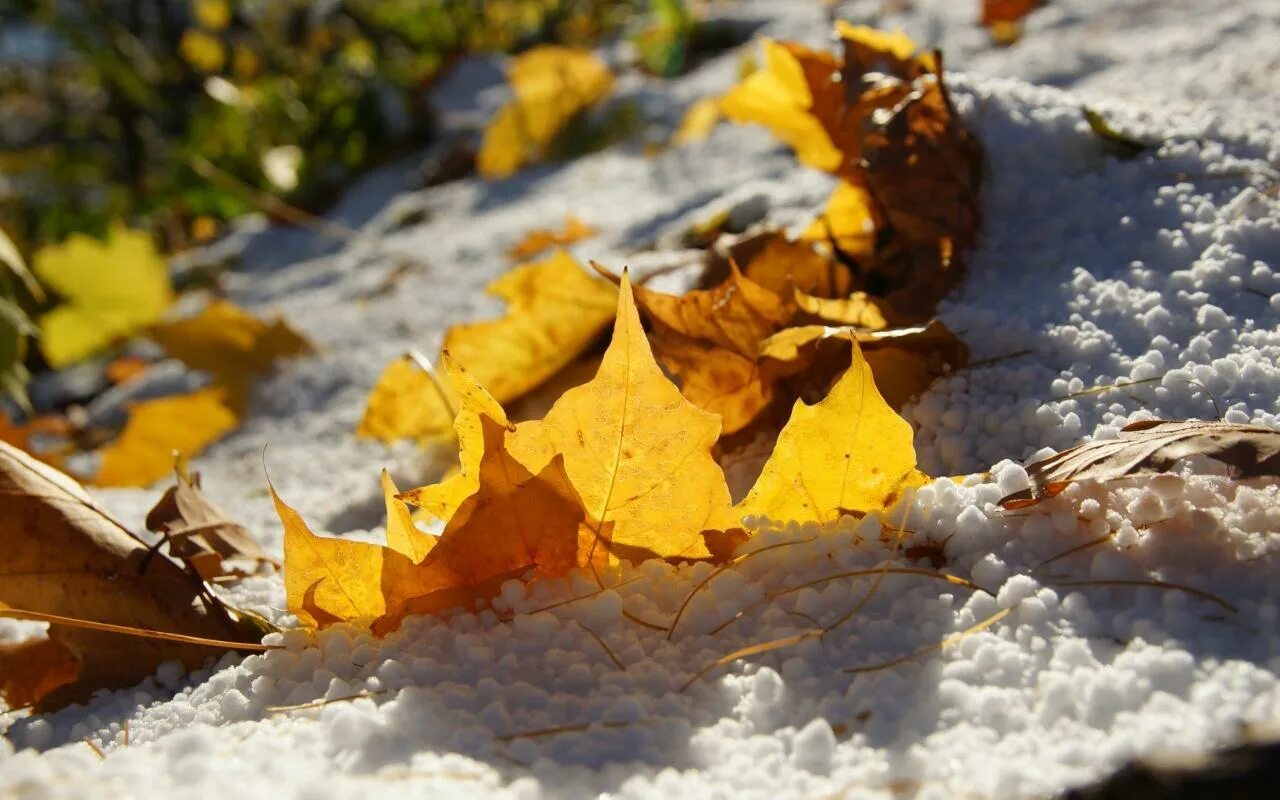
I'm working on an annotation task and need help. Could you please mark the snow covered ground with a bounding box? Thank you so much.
[4,0,1280,797]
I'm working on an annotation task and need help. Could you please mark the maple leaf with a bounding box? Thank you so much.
[504,269,735,561]
[148,299,313,405]
[34,225,174,368]
[738,337,926,523]
[740,233,853,300]
[360,252,617,443]
[507,215,597,262]
[719,38,846,174]
[0,441,259,710]
[980,0,1043,44]
[382,469,435,563]
[146,468,278,580]
[1000,420,1280,508]
[478,46,614,179]
[94,386,240,488]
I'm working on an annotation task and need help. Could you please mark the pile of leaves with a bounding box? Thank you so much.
[316,23,980,632]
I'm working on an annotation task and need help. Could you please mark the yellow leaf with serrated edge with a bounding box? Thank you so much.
[276,479,385,629]
[35,225,173,367]
[93,387,239,488]
[739,337,925,524]
[396,353,512,523]
[359,252,616,443]
[478,46,614,179]
[382,470,435,563]
[505,271,734,561]
[720,39,843,173]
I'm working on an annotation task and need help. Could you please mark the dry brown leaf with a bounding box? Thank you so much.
[1000,420,1280,508]
[0,441,257,710]
[359,252,616,444]
[0,637,80,710]
[980,0,1043,44]
[507,215,598,261]
[146,469,278,580]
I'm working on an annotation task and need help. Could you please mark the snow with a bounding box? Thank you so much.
[4,0,1280,797]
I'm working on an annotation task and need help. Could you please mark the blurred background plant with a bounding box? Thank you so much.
[0,0,726,409]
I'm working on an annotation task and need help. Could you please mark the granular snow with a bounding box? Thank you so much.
[3,1,1280,798]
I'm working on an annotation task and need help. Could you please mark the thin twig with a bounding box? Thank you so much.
[188,156,360,243]
[575,621,626,671]
[843,606,1014,674]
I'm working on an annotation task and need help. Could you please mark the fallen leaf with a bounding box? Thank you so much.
[793,289,899,330]
[720,38,845,174]
[146,469,278,580]
[738,337,926,523]
[105,356,150,385]
[34,225,174,368]
[980,0,1042,44]
[1000,420,1280,508]
[672,96,723,145]
[381,469,436,563]
[94,387,240,488]
[360,252,617,444]
[148,299,313,402]
[0,441,257,709]
[647,324,773,435]
[380,418,590,628]
[0,636,80,710]
[506,270,735,560]
[741,234,853,299]
[1083,107,1158,158]
[507,215,598,261]
[799,179,879,261]
[276,479,386,629]
[478,46,614,179]
[758,320,967,409]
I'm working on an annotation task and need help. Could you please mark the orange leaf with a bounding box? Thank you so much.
[93,387,240,488]
[507,215,597,261]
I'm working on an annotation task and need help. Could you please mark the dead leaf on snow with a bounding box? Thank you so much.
[1000,420,1280,508]
[0,441,259,710]
[507,215,598,262]
[146,468,278,580]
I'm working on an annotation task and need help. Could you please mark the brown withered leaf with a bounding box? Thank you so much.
[1000,420,1280,508]
[146,469,278,580]
[0,441,258,710]
[980,0,1043,45]
[742,234,853,300]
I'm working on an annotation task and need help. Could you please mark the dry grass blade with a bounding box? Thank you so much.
[709,567,988,636]
[0,606,276,651]
[524,577,644,615]
[1051,375,1163,401]
[189,156,361,243]
[575,621,626,671]
[83,738,106,760]
[1050,579,1237,613]
[667,537,817,641]
[1031,532,1114,573]
[495,719,636,743]
[622,609,669,632]
[679,629,823,693]
[266,690,386,713]
[844,606,1014,674]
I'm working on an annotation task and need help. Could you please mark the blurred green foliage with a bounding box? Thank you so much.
[0,0,648,255]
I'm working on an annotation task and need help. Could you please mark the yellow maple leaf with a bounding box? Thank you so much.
[382,469,435,563]
[149,298,313,407]
[93,387,240,488]
[505,270,735,561]
[739,337,925,524]
[276,479,386,629]
[478,46,614,179]
[720,39,845,174]
[507,215,597,261]
[35,225,174,368]
[741,234,852,299]
[359,252,616,443]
